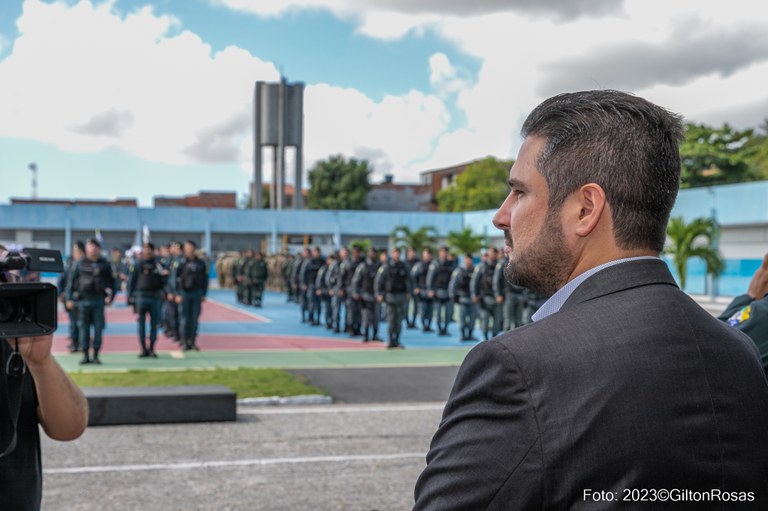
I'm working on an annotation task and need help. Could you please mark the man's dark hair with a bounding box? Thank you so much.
[74,241,85,252]
[521,90,684,252]
[86,238,101,248]
[185,240,197,249]
[144,242,155,251]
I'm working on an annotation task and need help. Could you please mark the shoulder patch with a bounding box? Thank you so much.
[727,305,752,326]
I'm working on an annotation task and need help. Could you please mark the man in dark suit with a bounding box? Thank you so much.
[414,90,768,510]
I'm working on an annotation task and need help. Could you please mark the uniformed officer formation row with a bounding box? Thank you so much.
[58,239,208,364]
[281,245,550,349]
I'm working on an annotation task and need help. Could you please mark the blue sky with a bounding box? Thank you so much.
[2,0,768,205]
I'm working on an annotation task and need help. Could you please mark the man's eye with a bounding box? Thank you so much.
[512,189,524,197]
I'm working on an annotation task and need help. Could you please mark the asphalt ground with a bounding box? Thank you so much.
[41,402,444,511]
[287,366,460,403]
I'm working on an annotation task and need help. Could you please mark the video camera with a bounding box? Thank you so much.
[0,248,64,337]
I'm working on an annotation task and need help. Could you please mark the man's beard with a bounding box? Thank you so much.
[503,211,574,296]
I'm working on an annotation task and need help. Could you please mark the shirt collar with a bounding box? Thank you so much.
[531,256,660,322]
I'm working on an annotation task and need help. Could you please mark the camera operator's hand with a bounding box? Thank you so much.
[175,295,183,304]
[65,300,75,311]
[6,334,88,442]
[9,333,54,369]
[747,253,768,300]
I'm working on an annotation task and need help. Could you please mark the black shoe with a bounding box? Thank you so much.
[92,357,102,365]
[149,351,158,358]
[423,327,434,333]
[372,337,384,342]
[438,330,450,336]
[139,351,149,358]
[79,357,91,365]
[387,344,397,349]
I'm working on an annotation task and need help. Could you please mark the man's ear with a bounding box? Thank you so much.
[572,183,607,238]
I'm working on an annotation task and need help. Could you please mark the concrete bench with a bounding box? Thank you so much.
[83,385,237,426]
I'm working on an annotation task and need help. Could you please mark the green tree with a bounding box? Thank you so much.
[307,155,372,210]
[390,225,437,253]
[446,227,484,255]
[437,157,513,212]
[744,118,768,180]
[680,123,756,187]
[349,238,372,252]
[664,216,725,291]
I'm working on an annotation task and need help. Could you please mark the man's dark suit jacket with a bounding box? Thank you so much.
[414,259,768,510]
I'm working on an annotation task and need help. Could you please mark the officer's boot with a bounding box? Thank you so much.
[79,349,91,365]
[92,349,102,365]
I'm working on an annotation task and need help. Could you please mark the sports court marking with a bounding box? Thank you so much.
[210,299,272,323]
[239,403,445,415]
[44,452,426,475]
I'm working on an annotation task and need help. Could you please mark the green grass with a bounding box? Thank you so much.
[68,367,326,398]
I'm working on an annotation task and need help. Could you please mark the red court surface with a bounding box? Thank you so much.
[52,333,384,354]
[57,297,266,325]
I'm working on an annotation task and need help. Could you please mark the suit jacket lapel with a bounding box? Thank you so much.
[559,259,679,313]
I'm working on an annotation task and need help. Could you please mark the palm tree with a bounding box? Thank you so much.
[446,227,485,256]
[664,216,725,291]
[390,225,438,253]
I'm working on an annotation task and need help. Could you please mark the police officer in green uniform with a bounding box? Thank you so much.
[719,253,768,377]
[470,247,502,340]
[236,249,254,306]
[301,247,325,326]
[163,241,183,341]
[449,253,477,342]
[127,242,169,358]
[282,253,296,302]
[342,246,363,336]
[231,250,244,303]
[293,248,310,322]
[172,240,208,351]
[316,253,335,328]
[65,238,114,365]
[494,255,526,330]
[427,246,454,336]
[404,246,420,329]
[375,246,411,349]
[58,240,84,353]
[248,251,268,307]
[328,248,347,333]
[411,248,435,332]
[352,248,382,342]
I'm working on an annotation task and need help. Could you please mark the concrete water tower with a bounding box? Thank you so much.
[252,79,305,210]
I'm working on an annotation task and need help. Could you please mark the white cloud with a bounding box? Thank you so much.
[0,0,452,185]
[0,0,280,165]
[428,52,470,97]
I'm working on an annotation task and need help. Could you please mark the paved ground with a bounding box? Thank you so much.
[41,403,444,511]
[287,366,460,403]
